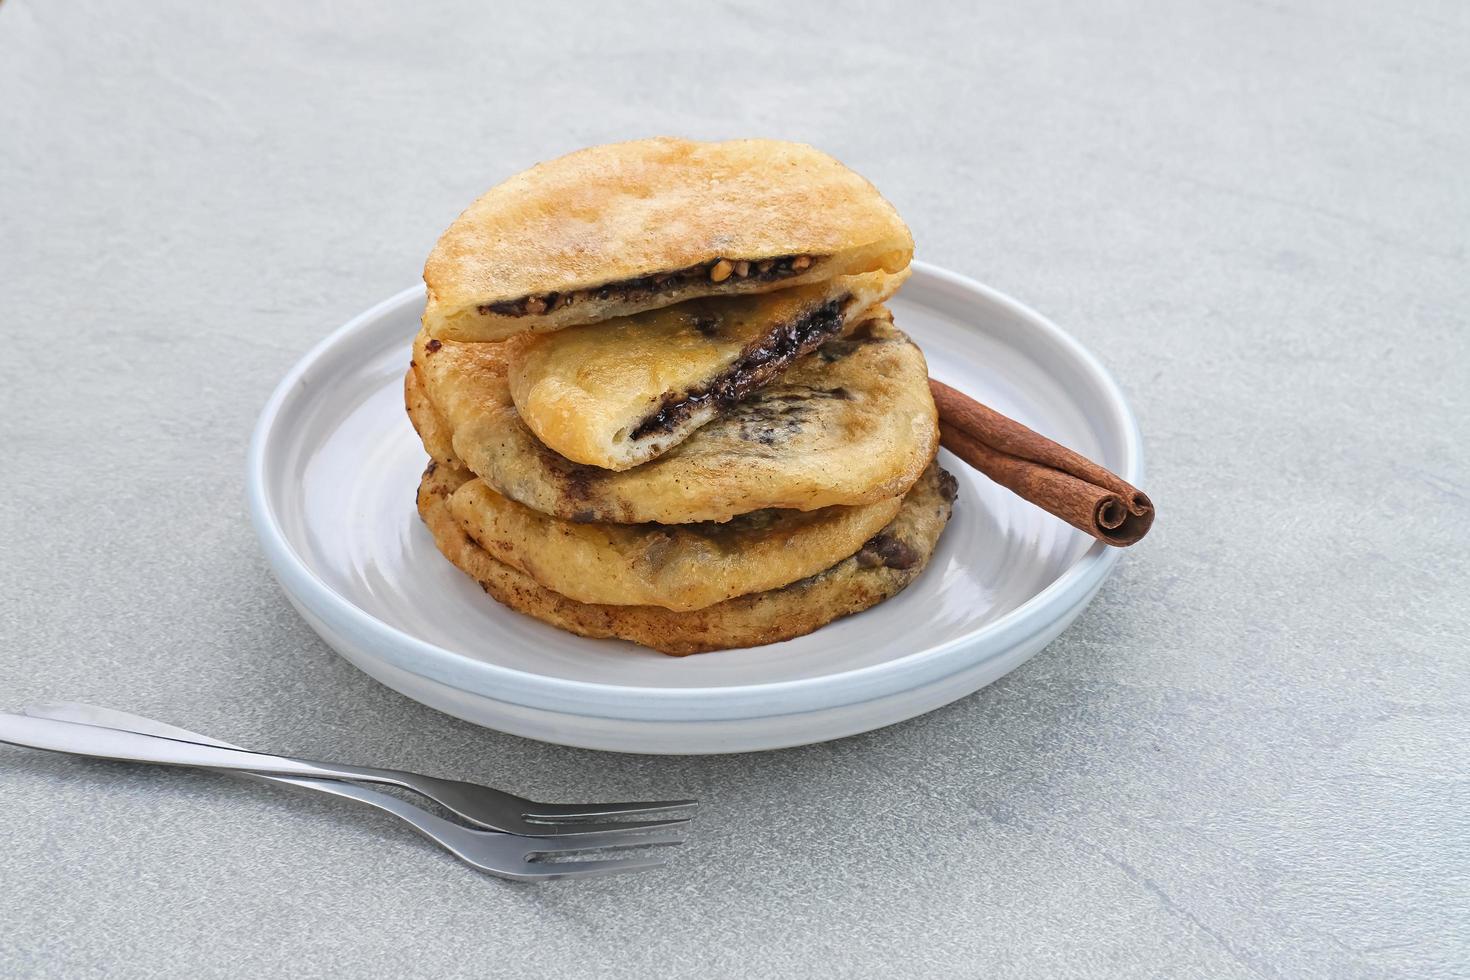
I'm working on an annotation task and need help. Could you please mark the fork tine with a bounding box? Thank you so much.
[522,827,687,854]
[521,799,698,820]
[519,856,670,880]
[516,815,692,836]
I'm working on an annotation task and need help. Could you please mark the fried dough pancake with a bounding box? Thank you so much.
[404,362,458,467]
[418,461,957,655]
[408,313,939,524]
[422,138,913,342]
[509,269,907,469]
[449,479,903,612]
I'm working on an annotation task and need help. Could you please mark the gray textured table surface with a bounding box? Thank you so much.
[2,2,1467,977]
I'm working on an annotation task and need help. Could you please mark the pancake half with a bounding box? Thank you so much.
[409,312,939,524]
[418,461,957,655]
[508,269,907,469]
[448,478,903,612]
[422,138,913,342]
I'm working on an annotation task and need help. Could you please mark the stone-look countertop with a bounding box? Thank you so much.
[2,2,1465,976]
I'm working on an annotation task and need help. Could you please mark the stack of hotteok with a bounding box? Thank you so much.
[406,138,956,655]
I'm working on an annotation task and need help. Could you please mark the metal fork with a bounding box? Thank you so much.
[0,709,695,837]
[13,703,680,881]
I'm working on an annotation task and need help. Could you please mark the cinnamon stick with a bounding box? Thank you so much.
[930,378,1154,546]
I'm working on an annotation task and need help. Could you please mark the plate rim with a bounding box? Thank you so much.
[247,261,1143,721]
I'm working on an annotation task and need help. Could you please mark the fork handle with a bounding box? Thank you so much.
[19,702,478,837]
[0,713,398,787]
[23,702,290,752]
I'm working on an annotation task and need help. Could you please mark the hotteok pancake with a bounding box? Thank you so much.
[449,477,902,612]
[418,460,956,655]
[421,138,913,342]
[407,311,938,524]
[508,269,906,470]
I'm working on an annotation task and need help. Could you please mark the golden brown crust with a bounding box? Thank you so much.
[409,312,940,524]
[404,360,459,467]
[422,138,914,341]
[507,269,906,470]
[448,478,902,612]
[417,461,956,655]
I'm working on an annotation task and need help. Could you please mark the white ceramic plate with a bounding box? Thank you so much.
[248,263,1143,754]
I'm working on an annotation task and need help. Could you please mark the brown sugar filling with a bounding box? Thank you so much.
[629,298,847,442]
[478,254,820,318]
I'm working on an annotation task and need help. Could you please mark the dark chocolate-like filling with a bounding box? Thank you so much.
[477,254,818,318]
[630,299,847,441]
[855,532,920,570]
[937,469,959,504]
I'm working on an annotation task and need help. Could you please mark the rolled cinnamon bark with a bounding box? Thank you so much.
[930,379,1154,546]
